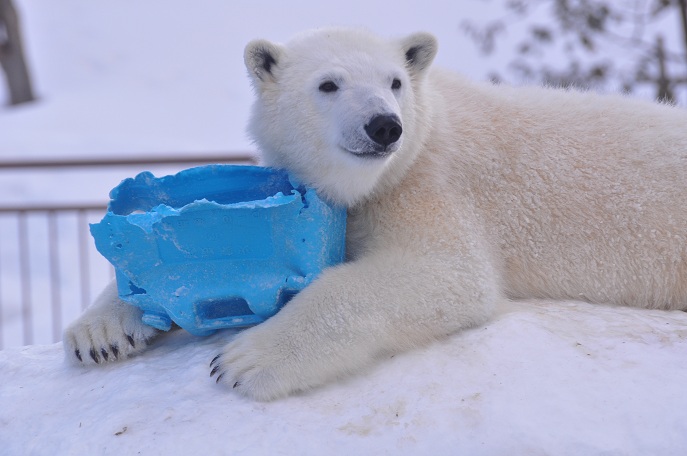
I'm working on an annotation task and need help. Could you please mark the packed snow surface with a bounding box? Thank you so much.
[2,300,686,455]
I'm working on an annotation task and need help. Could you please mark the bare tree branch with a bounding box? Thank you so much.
[0,0,35,106]
[463,0,687,102]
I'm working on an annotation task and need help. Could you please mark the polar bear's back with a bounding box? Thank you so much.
[423,70,687,309]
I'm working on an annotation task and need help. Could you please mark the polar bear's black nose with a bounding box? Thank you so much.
[365,115,402,147]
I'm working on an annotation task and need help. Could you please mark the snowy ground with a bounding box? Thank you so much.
[2,300,687,455]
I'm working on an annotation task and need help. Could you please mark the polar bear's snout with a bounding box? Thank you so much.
[365,114,402,148]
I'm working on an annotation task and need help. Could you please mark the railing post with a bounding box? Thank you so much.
[0,233,3,349]
[77,210,91,312]
[47,210,62,342]
[17,210,32,345]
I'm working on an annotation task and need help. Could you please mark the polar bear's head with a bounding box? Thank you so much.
[244,28,438,206]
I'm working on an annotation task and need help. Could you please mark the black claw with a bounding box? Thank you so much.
[89,348,100,364]
[216,373,224,384]
[210,366,220,377]
[233,381,240,389]
[111,345,119,359]
[75,349,82,362]
[210,354,221,368]
[101,348,109,361]
[127,334,135,348]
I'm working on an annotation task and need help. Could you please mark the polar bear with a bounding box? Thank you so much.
[64,27,687,401]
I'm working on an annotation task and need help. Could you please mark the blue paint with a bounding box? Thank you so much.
[90,165,347,336]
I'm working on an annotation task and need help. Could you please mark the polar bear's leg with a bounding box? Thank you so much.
[63,279,159,365]
[210,249,499,401]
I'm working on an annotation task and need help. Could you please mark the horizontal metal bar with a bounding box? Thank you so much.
[0,153,260,212]
[0,203,106,213]
[0,153,257,169]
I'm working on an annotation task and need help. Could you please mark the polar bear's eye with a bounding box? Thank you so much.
[319,81,339,93]
[391,79,402,90]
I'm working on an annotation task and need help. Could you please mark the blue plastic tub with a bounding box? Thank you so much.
[90,165,347,336]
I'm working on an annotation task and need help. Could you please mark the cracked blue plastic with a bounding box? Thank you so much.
[90,165,347,336]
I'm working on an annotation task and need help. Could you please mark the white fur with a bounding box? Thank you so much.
[63,280,158,365]
[64,28,687,401]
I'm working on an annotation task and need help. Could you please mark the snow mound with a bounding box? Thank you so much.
[2,300,687,455]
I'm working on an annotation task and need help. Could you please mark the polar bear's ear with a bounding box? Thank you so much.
[244,39,285,85]
[400,32,438,76]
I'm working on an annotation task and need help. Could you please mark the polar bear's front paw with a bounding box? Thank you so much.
[63,301,159,366]
[210,324,324,401]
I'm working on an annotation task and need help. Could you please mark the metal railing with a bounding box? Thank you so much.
[0,153,256,349]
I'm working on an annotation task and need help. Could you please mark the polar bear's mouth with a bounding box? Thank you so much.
[340,142,399,160]
[346,148,395,159]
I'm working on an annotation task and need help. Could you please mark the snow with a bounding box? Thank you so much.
[2,1,687,454]
[2,300,687,455]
